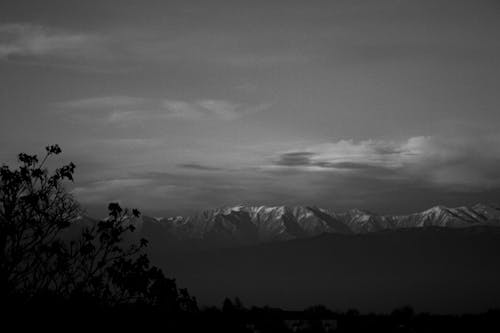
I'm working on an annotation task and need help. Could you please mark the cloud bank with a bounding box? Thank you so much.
[56,95,271,124]
[270,136,500,190]
[70,135,500,216]
[0,23,103,60]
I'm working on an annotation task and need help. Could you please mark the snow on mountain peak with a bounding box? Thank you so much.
[73,203,500,248]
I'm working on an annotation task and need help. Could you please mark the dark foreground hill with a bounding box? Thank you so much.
[152,226,500,314]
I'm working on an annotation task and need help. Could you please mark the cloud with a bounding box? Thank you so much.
[70,135,500,216]
[270,136,500,190]
[275,152,316,167]
[71,178,153,204]
[71,170,290,214]
[0,23,103,60]
[163,99,270,121]
[0,22,313,71]
[59,96,147,109]
[177,163,224,171]
[272,138,422,170]
[73,178,153,192]
[55,96,270,124]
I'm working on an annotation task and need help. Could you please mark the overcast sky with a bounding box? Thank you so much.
[1,0,500,216]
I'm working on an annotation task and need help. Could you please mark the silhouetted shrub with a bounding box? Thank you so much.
[0,145,197,313]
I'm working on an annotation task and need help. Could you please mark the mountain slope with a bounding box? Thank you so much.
[132,203,500,249]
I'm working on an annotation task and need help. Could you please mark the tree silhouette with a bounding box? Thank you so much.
[0,145,78,300]
[0,145,197,312]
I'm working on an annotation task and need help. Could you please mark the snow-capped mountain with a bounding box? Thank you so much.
[390,204,500,229]
[74,203,500,247]
[70,204,500,312]
[113,203,500,247]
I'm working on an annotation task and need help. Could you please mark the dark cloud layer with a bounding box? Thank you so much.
[275,151,389,171]
[275,152,316,166]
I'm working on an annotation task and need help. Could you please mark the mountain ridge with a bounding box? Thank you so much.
[76,203,500,249]
[73,205,500,311]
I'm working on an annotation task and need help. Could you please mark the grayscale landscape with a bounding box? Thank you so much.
[1,1,500,331]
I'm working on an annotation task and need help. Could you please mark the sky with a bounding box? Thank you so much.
[1,0,500,217]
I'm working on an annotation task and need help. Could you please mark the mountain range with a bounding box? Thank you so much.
[75,203,500,312]
[118,203,500,249]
